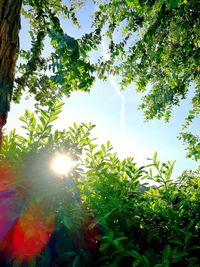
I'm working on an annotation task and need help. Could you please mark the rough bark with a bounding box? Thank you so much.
[0,0,22,145]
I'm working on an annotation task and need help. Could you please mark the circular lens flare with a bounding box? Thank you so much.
[51,154,76,177]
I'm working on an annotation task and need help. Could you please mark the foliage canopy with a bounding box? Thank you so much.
[9,0,200,159]
[91,0,200,159]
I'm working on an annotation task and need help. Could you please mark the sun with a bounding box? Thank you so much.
[50,154,76,177]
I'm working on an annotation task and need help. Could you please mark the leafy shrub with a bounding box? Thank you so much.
[0,103,199,267]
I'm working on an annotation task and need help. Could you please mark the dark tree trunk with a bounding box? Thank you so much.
[0,0,22,144]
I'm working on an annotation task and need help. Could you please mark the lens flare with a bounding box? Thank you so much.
[51,154,76,177]
[0,161,15,192]
[0,161,20,241]
[12,202,54,260]
[0,190,22,242]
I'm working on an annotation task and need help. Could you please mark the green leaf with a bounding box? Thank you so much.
[162,245,171,261]
[132,259,141,267]
[72,255,80,267]
[128,250,141,259]
[49,115,58,123]
[55,102,65,109]
[167,0,180,10]
[162,260,169,267]
[63,216,72,230]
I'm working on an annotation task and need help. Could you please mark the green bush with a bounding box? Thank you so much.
[0,103,200,267]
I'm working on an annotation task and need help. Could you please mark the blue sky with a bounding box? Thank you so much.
[6,1,199,178]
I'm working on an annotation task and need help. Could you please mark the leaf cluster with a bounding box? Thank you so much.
[92,0,200,160]
[13,0,99,105]
[11,0,200,159]
[1,105,200,266]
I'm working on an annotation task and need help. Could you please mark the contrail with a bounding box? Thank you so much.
[101,40,126,139]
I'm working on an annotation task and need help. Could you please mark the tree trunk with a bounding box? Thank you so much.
[0,0,22,145]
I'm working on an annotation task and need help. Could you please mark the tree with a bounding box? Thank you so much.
[0,0,22,144]
[0,0,199,159]
[91,0,200,159]
[0,0,100,146]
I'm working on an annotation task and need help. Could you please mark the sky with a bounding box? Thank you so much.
[6,1,199,179]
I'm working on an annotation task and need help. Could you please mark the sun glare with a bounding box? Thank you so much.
[51,154,76,177]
